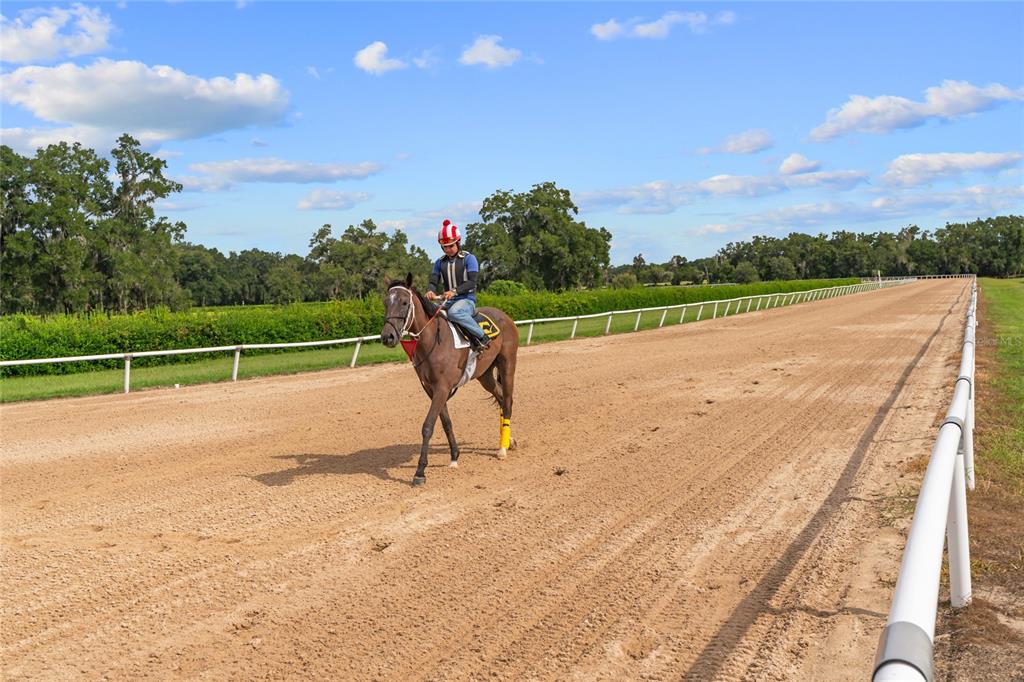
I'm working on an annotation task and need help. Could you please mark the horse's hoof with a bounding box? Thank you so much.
[412,476,426,486]
[509,438,518,451]
[449,460,459,468]
[496,448,507,460]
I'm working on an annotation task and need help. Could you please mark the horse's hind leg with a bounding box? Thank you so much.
[439,405,460,467]
[496,359,516,459]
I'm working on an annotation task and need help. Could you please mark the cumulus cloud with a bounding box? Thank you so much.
[591,10,735,40]
[811,80,1024,141]
[741,185,1024,229]
[577,181,695,215]
[577,168,866,215]
[0,59,289,151]
[459,35,521,68]
[297,189,372,210]
[1,4,112,63]
[412,48,439,70]
[695,223,738,236]
[189,158,383,184]
[779,153,820,175]
[590,19,624,40]
[697,128,774,155]
[354,41,407,75]
[882,152,1024,186]
[175,175,236,193]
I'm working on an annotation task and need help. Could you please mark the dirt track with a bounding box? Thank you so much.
[1,280,971,681]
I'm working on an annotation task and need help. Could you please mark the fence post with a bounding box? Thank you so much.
[679,305,687,324]
[947,439,973,608]
[634,311,642,331]
[232,346,242,381]
[605,314,613,334]
[527,322,535,345]
[659,308,668,328]
[746,298,753,312]
[571,318,579,339]
[123,355,132,394]
[697,304,704,321]
[350,339,362,368]
[712,302,719,318]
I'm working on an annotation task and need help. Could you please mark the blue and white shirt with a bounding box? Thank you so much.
[430,251,480,303]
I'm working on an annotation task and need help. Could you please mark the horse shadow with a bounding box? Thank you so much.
[251,444,497,487]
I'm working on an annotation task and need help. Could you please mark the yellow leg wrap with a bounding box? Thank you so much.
[500,419,511,450]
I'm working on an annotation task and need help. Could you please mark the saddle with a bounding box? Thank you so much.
[442,311,501,347]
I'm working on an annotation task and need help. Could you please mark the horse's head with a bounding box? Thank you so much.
[381,273,416,347]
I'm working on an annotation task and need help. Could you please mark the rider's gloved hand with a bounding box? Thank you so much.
[425,290,438,301]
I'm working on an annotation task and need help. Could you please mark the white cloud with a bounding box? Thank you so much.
[306,66,321,80]
[577,168,866,214]
[743,185,1024,229]
[697,174,783,197]
[1,4,112,64]
[591,10,735,40]
[783,170,868,190]
[175,175,236,193]
[354,41,407,75]
[578,180,695,215]
[297,189,372,210]
[695,223,737,236]
[779,153,820,175]
[715,11,737,26]
[590,19,624,40]
[459,35,521,69]
[189,158,383,183]
[0,59,289,150]
[698,128,774,155]
[633,12,707,39]
[811,80,1024,141]
[0,125,113,154]
[882,152,1024,186]
[412,49,439,70]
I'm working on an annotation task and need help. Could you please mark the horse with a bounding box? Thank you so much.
[380,274,519,486]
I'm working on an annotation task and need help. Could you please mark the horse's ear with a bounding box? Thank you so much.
[405,272,413,288]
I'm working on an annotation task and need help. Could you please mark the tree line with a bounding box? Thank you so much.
[614,217,1022,288]
[1,137,1020,316]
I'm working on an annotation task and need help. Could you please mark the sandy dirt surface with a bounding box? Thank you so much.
[1,280,972,681]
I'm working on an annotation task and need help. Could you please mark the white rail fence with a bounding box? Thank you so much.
[1,280,912,393]
[873,277,977,682]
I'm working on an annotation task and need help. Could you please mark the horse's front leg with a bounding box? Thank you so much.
[414,391,451,486]
[439,405,460,467]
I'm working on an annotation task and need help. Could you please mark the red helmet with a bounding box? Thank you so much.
[438,219,461,246]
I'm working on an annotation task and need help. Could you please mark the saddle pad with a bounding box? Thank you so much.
[446,321,472,349]
[475,312,501,339]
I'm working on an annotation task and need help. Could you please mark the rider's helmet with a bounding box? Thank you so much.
[438,219,461,247]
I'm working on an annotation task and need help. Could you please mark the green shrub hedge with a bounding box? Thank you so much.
[1,278,858,376]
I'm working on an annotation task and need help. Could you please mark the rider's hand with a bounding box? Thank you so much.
[425,291,438,301]
[442,290,455,301]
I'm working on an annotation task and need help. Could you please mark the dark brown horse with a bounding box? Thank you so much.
[380,274,519,485]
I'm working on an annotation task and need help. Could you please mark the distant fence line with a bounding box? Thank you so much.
[0,279,912,393]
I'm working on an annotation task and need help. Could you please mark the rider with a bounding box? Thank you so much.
[426,219,491,351]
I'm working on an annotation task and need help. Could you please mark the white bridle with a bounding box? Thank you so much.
[385,286,418,338]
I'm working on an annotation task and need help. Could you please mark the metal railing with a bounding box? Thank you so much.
[873,277,976,682]
[0,280,912,393]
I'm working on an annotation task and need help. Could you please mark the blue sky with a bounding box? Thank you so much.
[2,2,1022,265]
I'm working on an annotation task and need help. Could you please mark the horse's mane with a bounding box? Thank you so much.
[388,279,438,316]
